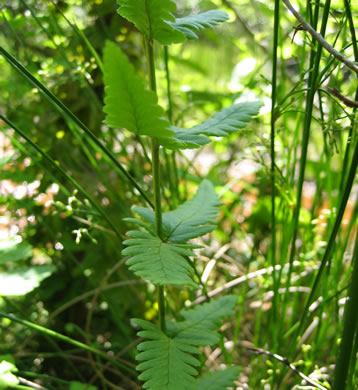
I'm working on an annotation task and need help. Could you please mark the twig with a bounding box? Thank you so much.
[72,215,116,235]
[327,87,358,108]
[282,0,358,75]
[242,342,329,389]
[49,279,144,320]
[18,377,48,390]
[193,263,299,304]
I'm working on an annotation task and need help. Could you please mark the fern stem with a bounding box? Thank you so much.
[164,45,179,208]
[152,137,163,239]
[146,37,166,332]
[158,286,166,332]
[164,46,173,123]
[147,39,157,91]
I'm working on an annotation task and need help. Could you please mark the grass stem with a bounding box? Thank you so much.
[332,230,358,389]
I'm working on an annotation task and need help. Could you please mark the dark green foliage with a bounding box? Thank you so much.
[3,0,356,388]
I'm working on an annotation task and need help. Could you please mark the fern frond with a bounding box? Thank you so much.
[134,180,221,243]
[133,319,200,390]
[116,0,185,44]
[160,128,211,150]
[173,101,263,138]
[132,298,237,390]
[167,296,237,346]
[103,41,173,138]
[197,366,241,390]
[122,230,198,287]
[169,10,229,40]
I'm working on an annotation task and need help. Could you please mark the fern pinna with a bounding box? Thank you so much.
[103,1,262,388]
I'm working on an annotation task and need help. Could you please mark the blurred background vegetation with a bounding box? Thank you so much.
[0,0,358,388]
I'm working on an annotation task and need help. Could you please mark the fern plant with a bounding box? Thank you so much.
[102,1,262,388]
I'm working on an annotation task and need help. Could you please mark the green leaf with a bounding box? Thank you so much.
[116,0,185,44]
[133,319,200,390]
[70,381,97,390]
[103,41,204,151]
[103,41,173,138]
[0,360,19,388]
[169,10,229,40]
[0,239,32,265]
[167,296,237,346]
[197,366,241,390]
[132,299,237,390]
[0,265,56,296]
[122,231,197,287]
[173,101,263,138]
[133,180,221,242]
[160,127,211,150]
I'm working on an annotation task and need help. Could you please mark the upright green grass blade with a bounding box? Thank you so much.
[282,0,332,349]
[296,136,358,349]
[332,230,358,389]
[338,0,358,193]
[270,0,280,339]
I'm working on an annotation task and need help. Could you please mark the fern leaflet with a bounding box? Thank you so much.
[116,0,185,44]
[133,319,200,390]
[169,10,229,40]
[133,180,221,243]
[167,296,237,346]
[103,41,173,138]
[172,101,263,139]
[160,128,211,149]
[197,366,241,390]
[122,230,198,287]
[133,297,237,390]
